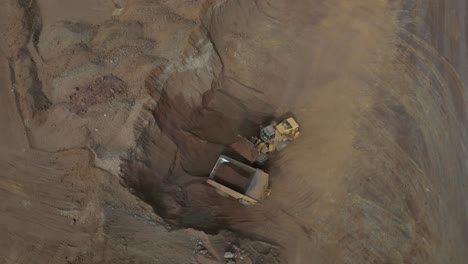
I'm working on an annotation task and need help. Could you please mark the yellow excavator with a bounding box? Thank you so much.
[231,117,301,164]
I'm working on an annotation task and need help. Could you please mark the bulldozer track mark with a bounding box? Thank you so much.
[216,89,249,113]
[181,128,226,146]
[227,229,284,249]
[225,75,265,95]
[398,28,467,122]
[253,0,282,24]
[280,208,314,239]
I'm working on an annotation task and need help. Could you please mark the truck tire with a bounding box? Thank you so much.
[275,141,289,152]
[215,189,229,197]
[256,153,269,164]
[239,199,254,206]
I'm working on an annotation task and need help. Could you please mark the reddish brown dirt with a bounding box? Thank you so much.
[69,75,127,114]
[1,0,468,263]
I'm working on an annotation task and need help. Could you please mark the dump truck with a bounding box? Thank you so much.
[230,117,301,164]
[207,155,270,206]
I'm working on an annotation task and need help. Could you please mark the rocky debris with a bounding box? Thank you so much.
[224,252,234,259]
[69,75,127,114]
[222,242,253,263]
[191,237,214,260]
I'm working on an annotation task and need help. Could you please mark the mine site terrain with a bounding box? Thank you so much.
[1,0,467,263]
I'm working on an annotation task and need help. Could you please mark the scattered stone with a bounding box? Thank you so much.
[224,252,235,259]
[69,75,127,114]
[112,7,124,17]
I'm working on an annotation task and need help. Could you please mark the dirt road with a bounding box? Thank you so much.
[1,0,467,263]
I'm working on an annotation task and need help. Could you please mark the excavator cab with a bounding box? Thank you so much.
[230,117,301,164]
[275,118,300,139]
[260,125,276,143]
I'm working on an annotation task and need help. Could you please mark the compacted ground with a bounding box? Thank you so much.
[1,0,468,263]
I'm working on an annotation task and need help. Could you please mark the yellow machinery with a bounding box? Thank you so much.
[207,117,299,205]
[231,117,300,164]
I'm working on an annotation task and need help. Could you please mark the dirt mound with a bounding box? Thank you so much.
[211,161,253,194]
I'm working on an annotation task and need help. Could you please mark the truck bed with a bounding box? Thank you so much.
[212,162,251,193]
[208,155,269,201]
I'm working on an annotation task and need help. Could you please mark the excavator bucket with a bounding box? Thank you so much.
[230,135,259,163]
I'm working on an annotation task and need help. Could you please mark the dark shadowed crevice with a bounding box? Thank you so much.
[8,59,16,85]
[18,0,43,51]
[17,48,51,112]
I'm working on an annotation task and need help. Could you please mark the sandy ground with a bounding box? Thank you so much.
[1,0,468,263]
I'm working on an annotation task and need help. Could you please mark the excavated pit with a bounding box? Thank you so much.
[121,1,468,262]
[119,1,466,263]
[2,0,468,263]
[122,80,277,231]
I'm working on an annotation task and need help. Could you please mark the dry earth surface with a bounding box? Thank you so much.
[1,0,467,263]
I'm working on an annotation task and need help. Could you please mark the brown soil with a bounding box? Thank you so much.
[213,162,252,193]
[1,0,468,263]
